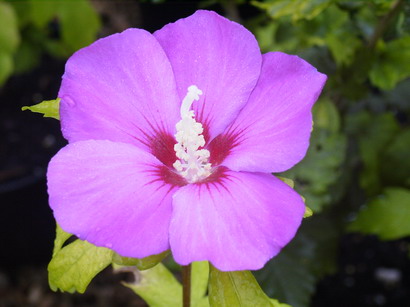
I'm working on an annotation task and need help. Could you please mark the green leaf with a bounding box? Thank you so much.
[119,261,210,307]
[252,0,333,21]
[208,266,277,307]
[0,1,20,54]
[281,97,346,212]
[0,1,19,85]
[370,36,410,90]
[118,262,182,307]
[26,0,100,56]
[303,206,313,218]
[313,98,341,133]
[255,215,338,307]
[381,129,410,187]
[349,188,410,240]
[191,261,210,306]
[28,0,59,28]
[112,250,170,270]
[254,22,279,53]
[48,239,113,293]
[52,224,73,257]
[322,6,361,65]
[22,98,60,120]
[270,299,292,307]
[57,0,101,53]
[277,176,295,188]
[346,112,400,195]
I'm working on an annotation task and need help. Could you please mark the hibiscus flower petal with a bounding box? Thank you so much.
[59,28,180,151]
[47,140,180,258]
[170,169,305,271]
[219,52,327,173]
[154,10,262,141]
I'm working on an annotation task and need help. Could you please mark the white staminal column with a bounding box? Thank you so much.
[173,85,212,183]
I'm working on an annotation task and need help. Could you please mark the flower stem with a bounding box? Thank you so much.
[182,264,192,307]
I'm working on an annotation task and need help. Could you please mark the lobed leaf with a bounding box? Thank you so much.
[52,224,73,257]
[48,238,113,293]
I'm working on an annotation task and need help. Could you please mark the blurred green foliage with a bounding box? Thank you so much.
[0,0,101,86]
[249,0,410,306]
[0,1,19,85]
[349,188,410,240]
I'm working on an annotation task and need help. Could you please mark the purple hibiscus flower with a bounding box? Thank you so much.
[47,10,326,271]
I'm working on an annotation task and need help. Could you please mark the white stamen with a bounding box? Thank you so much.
[173,85,212,183]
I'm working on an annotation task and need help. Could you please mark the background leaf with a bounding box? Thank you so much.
[0,1,19,85]
[370,36,410,90]
[349,187,410,240]
[252,0,333,21]
[57,0,101,53]
[281,128,347,212]
[346,111,400,195]
[0,1,20,54]
[380,129,410,187]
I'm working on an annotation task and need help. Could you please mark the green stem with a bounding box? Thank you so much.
[182,264,192,307]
